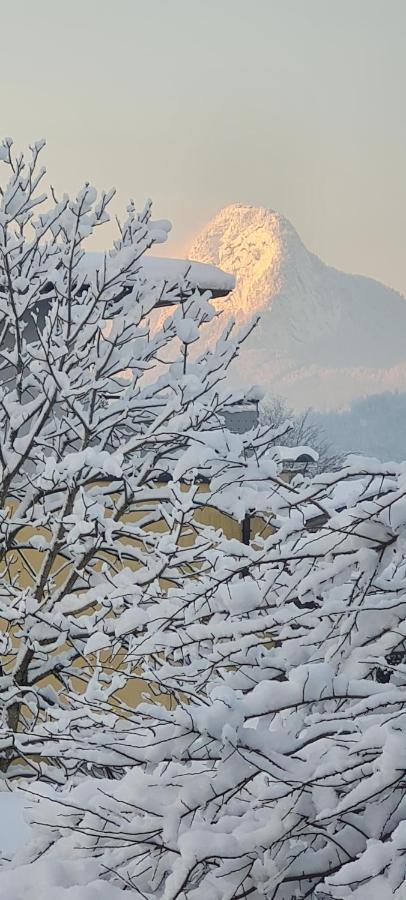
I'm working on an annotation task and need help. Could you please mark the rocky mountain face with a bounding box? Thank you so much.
[189,204,406,410]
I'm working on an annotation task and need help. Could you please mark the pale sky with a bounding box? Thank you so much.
[2,0,406,292]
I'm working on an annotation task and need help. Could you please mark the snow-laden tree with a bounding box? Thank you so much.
[0,138,284,779]
[4,459,406,899]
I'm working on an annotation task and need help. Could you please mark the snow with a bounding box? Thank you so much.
[0,791,31,857]
[0,859,128,899]
[81,252,235,295]
[175,316,199,344]
[84,631,111,655]
[273,444,318,462]
[189,203,406,411]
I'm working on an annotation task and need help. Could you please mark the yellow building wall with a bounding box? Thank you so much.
[1,488,274,757]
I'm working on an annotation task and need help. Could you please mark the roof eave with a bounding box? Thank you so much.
[207,286,233,300]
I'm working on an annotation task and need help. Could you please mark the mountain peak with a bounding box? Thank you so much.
[189,204,306,327]
[188,205,406,411]
[189,203,302,272]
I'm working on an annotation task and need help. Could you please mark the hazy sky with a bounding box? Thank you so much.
[2,0,406,292]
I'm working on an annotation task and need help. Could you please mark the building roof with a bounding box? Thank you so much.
[81,253,235,300]
[275,445,319,464]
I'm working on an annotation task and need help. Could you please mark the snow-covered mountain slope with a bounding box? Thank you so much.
[189,204,406,410]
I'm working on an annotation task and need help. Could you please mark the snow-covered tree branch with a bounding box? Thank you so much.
[0,139,282,779]
[4,459,406,898]
[2,140,405,900]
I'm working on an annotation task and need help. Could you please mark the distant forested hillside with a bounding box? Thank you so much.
[313,391,406,462]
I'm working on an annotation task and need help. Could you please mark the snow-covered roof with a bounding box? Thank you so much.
[82,253,235,298]
[275,445,319,463]
[144,257,235,296]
